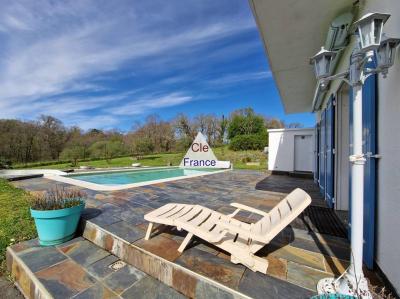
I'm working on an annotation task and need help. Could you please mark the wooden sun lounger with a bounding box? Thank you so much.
[144,188,311,273]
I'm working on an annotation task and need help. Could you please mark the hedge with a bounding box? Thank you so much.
[229,133,267,151]
[13,154,130,169]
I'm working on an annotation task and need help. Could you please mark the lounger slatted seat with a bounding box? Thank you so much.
[144,188,311,273]
[144,203,193,239]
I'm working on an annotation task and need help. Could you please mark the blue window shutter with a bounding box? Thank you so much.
[319,110,326,195]
[325,96,335,208]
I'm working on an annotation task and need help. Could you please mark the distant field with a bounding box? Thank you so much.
[16,147,267,171]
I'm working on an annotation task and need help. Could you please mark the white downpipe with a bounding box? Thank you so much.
[318,61,372,298]
[348,83,365,281]
[335,79,371,298]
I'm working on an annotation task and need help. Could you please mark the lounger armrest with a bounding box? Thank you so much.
[229,203,269,217]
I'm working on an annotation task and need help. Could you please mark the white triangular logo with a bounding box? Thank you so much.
[179,132,218,168]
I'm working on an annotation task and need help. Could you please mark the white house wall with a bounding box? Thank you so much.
[367,0,400,293]
[317,0,400,292]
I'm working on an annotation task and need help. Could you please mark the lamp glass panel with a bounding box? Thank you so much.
[359,19,383,50]
[318,56,329,78]
[319,59,325,77]
[373,19,383,44]
[386,44,392,66]
[325,56,331,75]
[377,42,395,69]
[358,26,367,48]
[376,44,386,67]
[321,56,326,76]
[314,61,319,77]
[388,41,396,63]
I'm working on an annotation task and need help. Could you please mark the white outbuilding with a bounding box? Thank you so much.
[267,128,314,173]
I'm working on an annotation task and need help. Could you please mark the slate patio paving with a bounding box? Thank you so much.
[8,170,386,298]
[7,237,184,299]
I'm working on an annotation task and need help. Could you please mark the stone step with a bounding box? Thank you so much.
[6,219,348,299]
[82,220,253,298]
[81,217,350,298]
[6,237,187,299]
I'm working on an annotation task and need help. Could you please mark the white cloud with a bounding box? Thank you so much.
[110,92,194,116]
[0,0,263,128]
[3,15,31,31]
[207,71,272,85]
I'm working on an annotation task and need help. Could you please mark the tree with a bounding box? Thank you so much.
[174,113,195,139]
[217,115,229,145]
[88,140,126,161]
[0,119,41,164]
[194,114,207,134]
[0,108,289,164]
[227,108,268,151]
[193,114,219,146]
[227,108,266,139]
[106,140,126,161]
[60,145,85,166]
[287,122,304,128]
[38,115,67,160]
[264,117,285,129]
[204,114,219,146]
[132,138,154,160]
[126,115,175,153]
[88,141,108,159]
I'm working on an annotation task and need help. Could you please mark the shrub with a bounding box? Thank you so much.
[241,156,252,163]
[227,108,266,139]
[60,145,85,166]
[175,136,192,152]
[0,157,12,169]
[229,133,267,151]
[133,138,155,160]
[30,187,85,210]
[89,140,127,161]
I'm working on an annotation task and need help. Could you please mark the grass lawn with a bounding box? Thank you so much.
[214,147,267,170]
[20,147,267,171]
[0,179,36,274]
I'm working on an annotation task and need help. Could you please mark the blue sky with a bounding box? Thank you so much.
[0,0,314,131]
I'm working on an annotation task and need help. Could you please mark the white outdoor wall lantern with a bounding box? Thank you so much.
[376,36,400,77]
[309,47,337,80]
[353,12,390,53]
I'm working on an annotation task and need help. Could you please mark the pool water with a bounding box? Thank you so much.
[69,168,217,185]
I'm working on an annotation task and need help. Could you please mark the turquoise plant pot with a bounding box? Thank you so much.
[30,201,85,246]
[310,295,357,299]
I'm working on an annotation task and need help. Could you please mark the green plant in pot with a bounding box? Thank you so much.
[30,187,86,246]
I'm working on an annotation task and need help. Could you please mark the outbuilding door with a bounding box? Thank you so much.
[294,135,312,171]
[349,64,377,269]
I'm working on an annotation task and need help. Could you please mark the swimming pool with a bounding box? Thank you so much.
[70,168,218,185]
[45,167,228,191]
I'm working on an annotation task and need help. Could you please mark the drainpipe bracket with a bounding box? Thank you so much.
[349,154,366,164]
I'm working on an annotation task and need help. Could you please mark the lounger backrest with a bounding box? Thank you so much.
[251,188,311,245]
